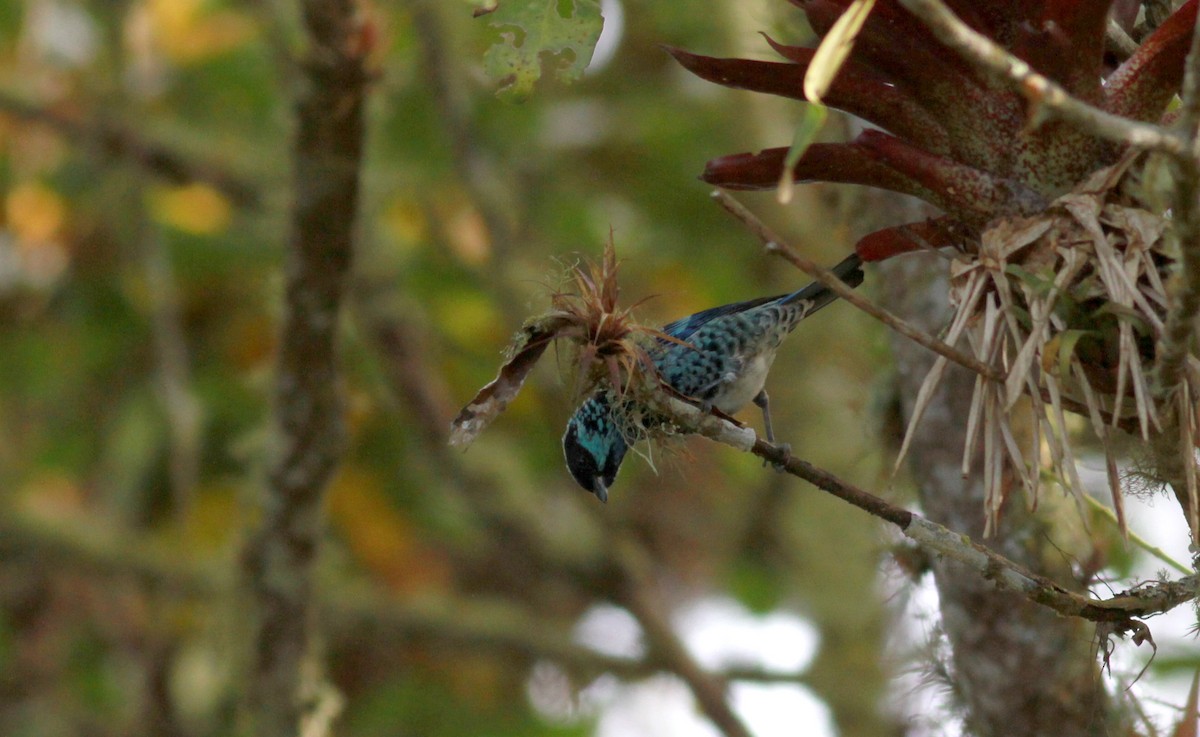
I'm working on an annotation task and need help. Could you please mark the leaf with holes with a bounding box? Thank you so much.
[482,0,602,102]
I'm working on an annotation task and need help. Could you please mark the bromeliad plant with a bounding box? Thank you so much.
[670,0,1200,534]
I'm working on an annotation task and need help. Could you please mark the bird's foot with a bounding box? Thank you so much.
[762,442,791,472]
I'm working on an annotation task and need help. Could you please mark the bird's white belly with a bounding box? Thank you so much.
[712,351,775,414]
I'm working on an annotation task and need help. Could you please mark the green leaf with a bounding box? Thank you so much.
[1093,301,1152,334]
[1054,329,1093,377]
[776,103,827,204]
[482,0,603,102]
[1003,263,1056,296]
[727,559,782,614]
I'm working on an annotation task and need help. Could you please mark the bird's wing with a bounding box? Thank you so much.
[659,294,787,341]
[658,254,864,341]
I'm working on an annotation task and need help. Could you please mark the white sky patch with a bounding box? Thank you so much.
[27,0,98,67]
[574,602,645,658]
[585,0,624,75]
[531,596,832,737]
[674,596,819,674]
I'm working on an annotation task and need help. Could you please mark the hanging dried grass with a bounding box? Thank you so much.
[899,153,1200,536]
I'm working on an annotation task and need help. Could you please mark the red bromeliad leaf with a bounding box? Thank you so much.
[1170,669,1200,737]
[855,130,1048,224]
[799,0,981,92]
[855,217,967,262]
[702,142,935,202]
[1011,0,1112,102]
[1105,0,1199,122]
[768,5,1026,171]
[684,0,1199,262]
[666,46,951,155]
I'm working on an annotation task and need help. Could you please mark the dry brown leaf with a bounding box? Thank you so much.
[449,315,573,447]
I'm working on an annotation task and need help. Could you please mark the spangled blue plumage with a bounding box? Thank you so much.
[563,254,864,501]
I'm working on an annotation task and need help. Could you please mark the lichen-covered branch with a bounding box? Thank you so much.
[1152,9,1200,537]
[239,1,369,735]
[647,394,1199,624]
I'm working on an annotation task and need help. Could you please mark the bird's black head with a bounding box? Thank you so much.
[562,399,628,503]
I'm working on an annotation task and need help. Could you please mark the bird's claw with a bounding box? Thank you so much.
[762,442,791,472]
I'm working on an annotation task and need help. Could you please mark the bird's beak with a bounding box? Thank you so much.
[593,478,608,504]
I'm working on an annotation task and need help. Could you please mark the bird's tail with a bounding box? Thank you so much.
[777,253,864,313]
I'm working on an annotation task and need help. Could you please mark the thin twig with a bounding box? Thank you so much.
[1082,494,1192,575]
[612,534,755,737]
[715,190,1138,431]
[897,0,1188,157]
[139,221,201,517]
[712,190,1005,382]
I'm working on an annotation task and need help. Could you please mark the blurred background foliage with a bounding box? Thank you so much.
[2,1,1187,737]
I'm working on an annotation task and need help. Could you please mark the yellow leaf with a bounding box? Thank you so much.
[383,197,429,252]
[777,102,828,204]
[327,467,451,591]
[147,0,255,63]
[804,0,877,103]
[149,183,232,235]
[434,291,503,347]
[445,205,491,265]
[7,181,65,243]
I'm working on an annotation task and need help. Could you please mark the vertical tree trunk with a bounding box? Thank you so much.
[241,2,368,736]
[880,251,1121,737]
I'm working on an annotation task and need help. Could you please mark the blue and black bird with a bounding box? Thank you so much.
[562,254,864,502]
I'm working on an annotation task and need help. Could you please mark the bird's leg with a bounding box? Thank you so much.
[753,389,775,444]
[753,390,790,470]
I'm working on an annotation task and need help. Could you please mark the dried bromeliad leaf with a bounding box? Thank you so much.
[451,238,670,447]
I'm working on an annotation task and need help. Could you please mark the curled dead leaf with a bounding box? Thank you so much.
[449,315,572,447]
